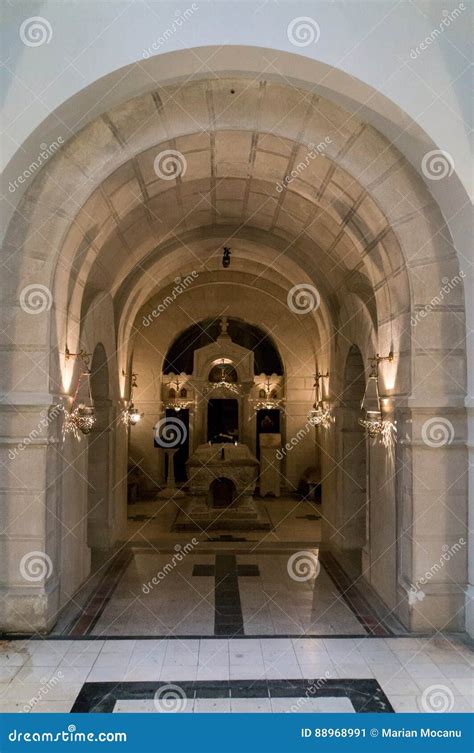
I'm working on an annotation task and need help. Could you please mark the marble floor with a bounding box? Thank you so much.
[53,497,393,638]
[2,497,471,714]
[0,636,472,713]
[87,550,365,637]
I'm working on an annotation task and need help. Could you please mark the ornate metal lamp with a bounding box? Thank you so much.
[307,371,331,428]
[253,376,284,411]
[359,351,396,444]
[204,359,240,396]
[163,375,193,411]
[62,348,96,439]
[121,372,144,425]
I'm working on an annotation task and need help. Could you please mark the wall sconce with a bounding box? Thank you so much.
[222,246,231,268]
[253,376,284,411]
[204,359,241,396]
[121,372,144,426]
[62,347,96,439]
[307,371,331,428]
[359,351,396,445]
[163,374,193,412]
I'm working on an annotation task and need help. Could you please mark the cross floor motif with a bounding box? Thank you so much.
[193,554,259,636]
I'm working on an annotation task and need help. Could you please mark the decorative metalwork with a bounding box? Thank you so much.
[121,372,144,425]
[204,360,240,396]
[307,371,331,428]
[62,347,96,439]
[222,246,231,268]
[253,377,284,411]
[359,352,396,445]
[163,376,193,411]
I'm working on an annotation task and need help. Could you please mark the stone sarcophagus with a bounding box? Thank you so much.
[187,443,258,505]
[173,443,271,531]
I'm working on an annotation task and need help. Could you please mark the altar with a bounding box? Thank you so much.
[172,443,271,531]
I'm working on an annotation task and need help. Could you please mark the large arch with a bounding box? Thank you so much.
[0,66,468,635]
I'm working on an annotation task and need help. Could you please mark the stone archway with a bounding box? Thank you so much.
[0,69,468,635]
[340,345,368,572]
[87,343,113,551]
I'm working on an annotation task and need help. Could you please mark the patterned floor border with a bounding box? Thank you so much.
[71,679,394,713]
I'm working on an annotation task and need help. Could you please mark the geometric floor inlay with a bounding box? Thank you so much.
[71,679,394,713]
[53,547,393,638]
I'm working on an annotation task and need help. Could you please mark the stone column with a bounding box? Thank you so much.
[0,398,64,633]
[157,448,185,498]
[396,406,468,631]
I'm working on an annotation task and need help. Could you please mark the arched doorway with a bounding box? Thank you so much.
[87,344,113,552]
[0,66,468,635]
[340,345,367,572]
